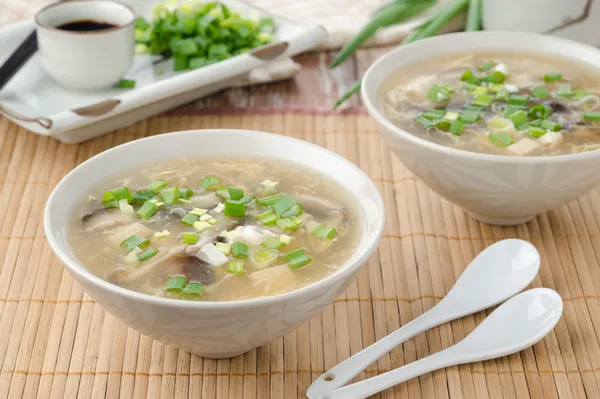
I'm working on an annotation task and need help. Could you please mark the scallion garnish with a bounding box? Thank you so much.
[532,87,549,99]
[161,187,182,204]
[449,120,464,136]
[489,133,514,147]
[313,225,337,240]
[138,247,159,261]
[239,194,254,204]
[459,111,480,124]
[557,84,572,97]
[528,104,552,119]
[256,194,283,207]
[227,187,244,201]
[507,110,527,127]
[428,84,452,103]
[118,79,136,88]
[201,175,221,190]
[272,195,298,215]
[479,61,494,72]
[540,120,562,131]
[182,282,204,296]
[276,218,299,231]
[182,232,198,245]
[257,210,279,226]
[228,261,244,274]
[584,112,600,121]
[422,109,446,120]
[461,70,480,84]
[121,234,150,251]
[285,248,312,268]
[507,95,529,108]
[150,180,167,192]
[136,201,158,219]
[483,71,506,84]
[165,276,187,292]
[232,242,248,258]
[215,242,231,255]
[496,89,509,100]
[261,238,285,249]
[416,116,435,127]
[474,94,494,107]
[544,71,562,82]
[224,199,246,217]
[180,213,200,226]
[179,188,193,199]
[132,189,156,204]
[528,127,547,138]
[102,187,133,208]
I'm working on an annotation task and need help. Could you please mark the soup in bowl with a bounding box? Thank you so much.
[45,130,385,358]
[362,31,600,225]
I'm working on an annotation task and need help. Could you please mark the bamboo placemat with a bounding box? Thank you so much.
[0,110,600,399]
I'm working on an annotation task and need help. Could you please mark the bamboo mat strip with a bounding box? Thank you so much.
[0,112,600,398]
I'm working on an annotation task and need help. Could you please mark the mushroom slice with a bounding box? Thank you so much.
[82,208,135,232]
[248,264,297,296]
[190,192,221,209]
[294,194,344,216]
[106,222,152,247]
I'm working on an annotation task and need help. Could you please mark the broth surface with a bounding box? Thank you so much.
[68,158,361,301]
[381,53,600,156]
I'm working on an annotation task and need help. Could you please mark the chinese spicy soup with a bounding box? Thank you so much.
[68,158,360,301]
[381,54,600,156]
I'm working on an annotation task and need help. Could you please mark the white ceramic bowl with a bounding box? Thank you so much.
[362,31,600,225]
[44,130,385,358]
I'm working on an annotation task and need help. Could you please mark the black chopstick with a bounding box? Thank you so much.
[0,30,38,92]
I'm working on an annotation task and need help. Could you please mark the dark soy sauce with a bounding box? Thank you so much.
[57,20,117,32]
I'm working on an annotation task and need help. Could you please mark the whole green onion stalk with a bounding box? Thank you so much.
[333,0,474,108]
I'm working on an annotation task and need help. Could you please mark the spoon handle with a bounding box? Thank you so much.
[307,304,451,398]
[322,348,459,399]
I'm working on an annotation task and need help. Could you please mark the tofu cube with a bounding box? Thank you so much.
[507,138,540,156]
[538,132,564,147]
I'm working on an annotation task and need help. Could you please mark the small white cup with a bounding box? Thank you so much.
[35,0,135,90]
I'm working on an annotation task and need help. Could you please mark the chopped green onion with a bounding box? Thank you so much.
[281,203,303,218]
[571,91,590,100]
[557,84,572,97]
[496,89,509,100]
[540,120,562,131]
[216,187,229,200]
[444,111,459,121]
[503,106,518,118]
[279,234,292,245]
[312,225,337,240]
[138,247,159,261]
[165,276,187,292]
[285,248,312,268]
[102,187,133,208]
[449,120,464,136]
[532,87,549,99]
[180,213,199,226]
[261,238,285,249]
[459,111,480,124]
[507,95,529,108]
[461,70,480,84]
[479,61,494,71]
[190,208,208,216]
[528,104,552,119]
[232,242,248,258]
[483,71,506,84]
[488,84,504,93]
[489,133,514,147]
[182,232,198,245]
[528,127,547,138]
[136,201,158,219]
[416,116,434,127]
[182,282,204,296]
[193,221,212,232]
[153,230,170,238]
[118,79,136,88]
[507,110,527,127]
[228,261,244,274]
[132,189,156,204]
[473,86,488,96]
[256,194,283,207]
[215,242,231,255]
[428,84,452,103]
[224,199,246,217]
[179,198,192,204]
[529,119,543,127]
[473,94,494,107]
[150,180,167,192]
[120,234,150,251]
[583,112,600,121]
[201,175,221,190]
[227,187,244,201]
[257,209,279,225]
[161,187,181,204]
[276,218,299,231]
[273,195,298,216]
[422,109,446,120]
[239,194,254,204]
[179,188,193,199]
[544,71,562,82]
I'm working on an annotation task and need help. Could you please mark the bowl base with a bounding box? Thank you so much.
[190,348,251,359]
[466,211,536,226]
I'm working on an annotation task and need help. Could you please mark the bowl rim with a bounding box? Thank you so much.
[44,129,386,309]
[361,30,600,164]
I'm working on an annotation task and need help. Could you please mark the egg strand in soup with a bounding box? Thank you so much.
[381,54,600,156]
[69,158,361,301]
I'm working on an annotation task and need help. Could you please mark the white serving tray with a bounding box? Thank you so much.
[0,0,326,143]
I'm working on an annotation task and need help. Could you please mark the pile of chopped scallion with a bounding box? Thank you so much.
[415,62,600,148]
[101,174,337,298]
[134,0,274,73]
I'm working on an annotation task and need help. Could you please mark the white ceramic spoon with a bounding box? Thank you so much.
[307,239,540,398]
[318,288,562,399]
